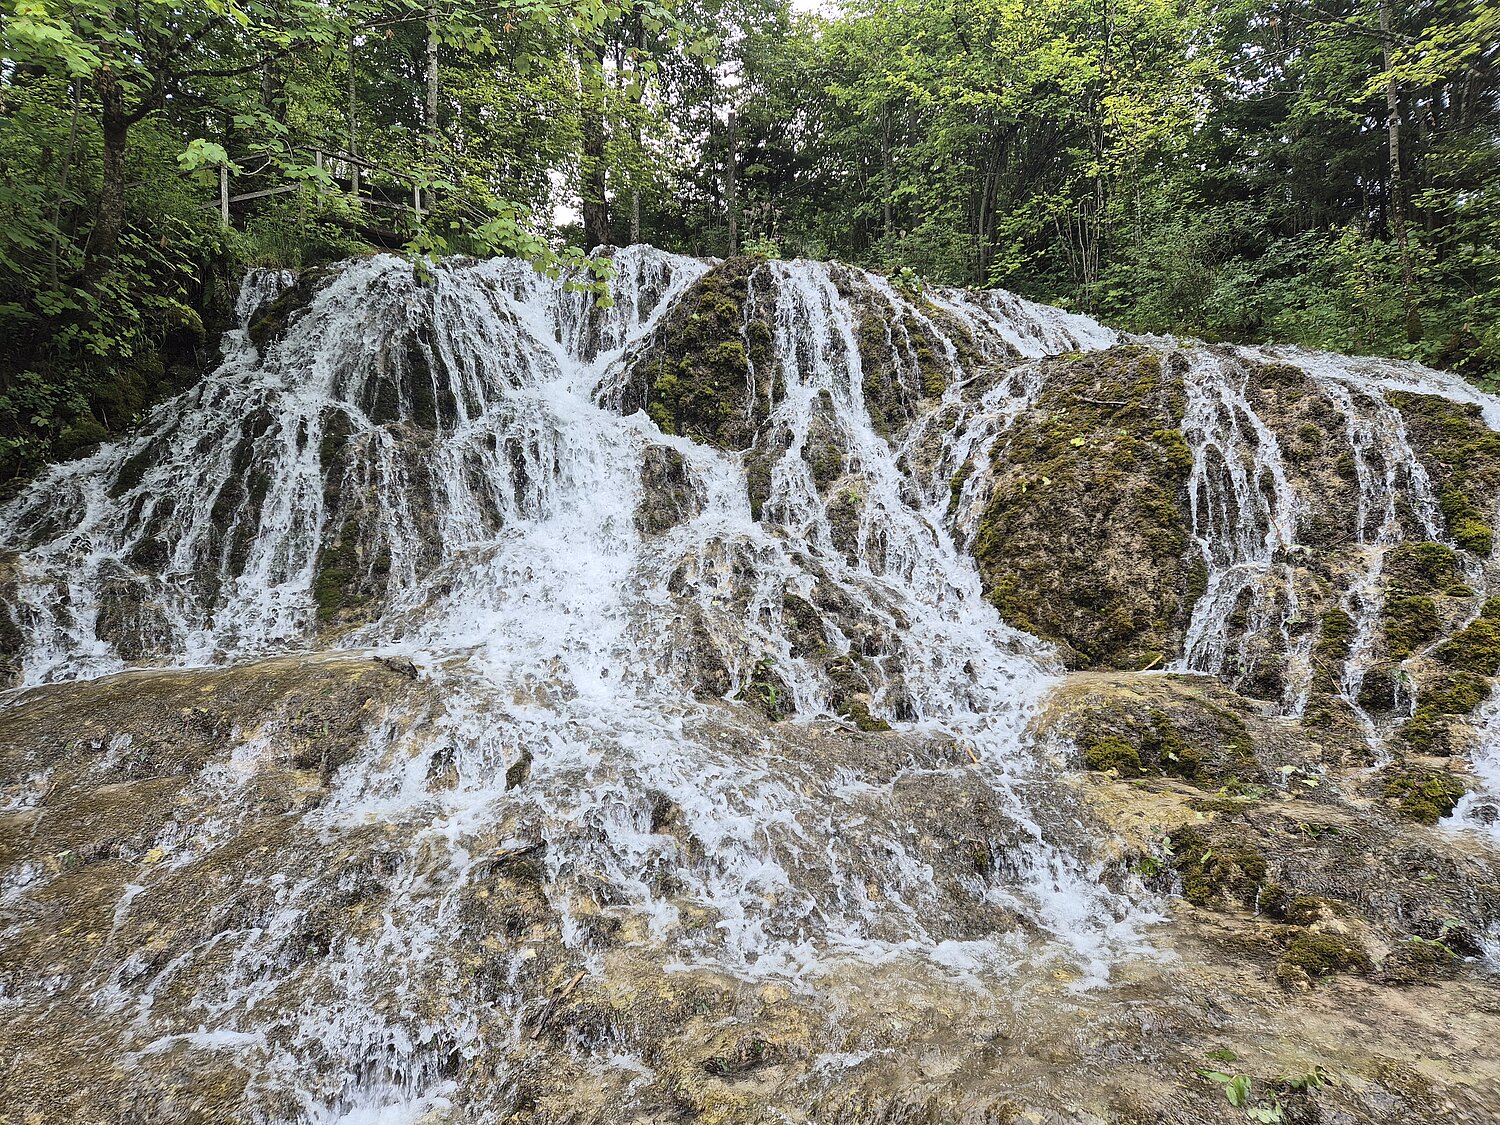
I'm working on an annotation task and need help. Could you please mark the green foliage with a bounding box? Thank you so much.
[739,234,781,259]
[641,0,1500,382]
[5,0,1499,486]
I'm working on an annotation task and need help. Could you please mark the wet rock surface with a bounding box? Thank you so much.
[0,656,1495,1123]
[1,251,1499,1122]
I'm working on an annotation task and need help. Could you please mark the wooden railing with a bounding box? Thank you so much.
[210,143,432,227]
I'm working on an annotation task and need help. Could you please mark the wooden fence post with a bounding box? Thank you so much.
[219,163,230,227]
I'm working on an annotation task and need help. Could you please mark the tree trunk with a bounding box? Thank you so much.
[881,102,893,241]
[725,109,738,255]
[1084,0,1114,308]
[90,70,130,274]
[580,41,611,250]
[348,34,361,198]
[425,1,440,152]
[628,16,643,246]
[1379,0,1421,342]
[50,79,81,287]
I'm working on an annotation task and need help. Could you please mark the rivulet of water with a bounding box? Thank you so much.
[1174,350,1300,688]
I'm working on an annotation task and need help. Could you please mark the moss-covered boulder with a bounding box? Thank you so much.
[1381,766,1468,824]
[617,258,774,451]
[968,346,1196,669]
[0,552,23,687]
[1035,672,1268,787]
[1389,392,1500,556]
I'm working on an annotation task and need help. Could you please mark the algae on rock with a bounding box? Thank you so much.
[968,346,1197,670]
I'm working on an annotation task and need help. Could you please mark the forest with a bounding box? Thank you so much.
[1,0,1496,481]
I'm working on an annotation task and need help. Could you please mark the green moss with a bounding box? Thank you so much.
[1441,490,1494,555]
[1378,937,1460,985]
[1281,895,1328,926]
[1278,932,1371,982]
[914,342,946,398]
[313,534,361,623]
[1435,609,1500,674]
[1145,708,1210,778]
[1383,769,1466,824]
[1388,392,1500,555]
[947,459,975,518]
[1358,662,1400,711]
[971,346,1193,669]
[839,699,892,732]
[1170,827,1267,910]
[1083,735,1144,774]
[1425,670,1490,713]
[1312,608,1355,689]
[1382,595,1441,658]
[633,259,766,451]
[1186,556,1209,606]
[1384,541,1461,593]
[1400,668,1491,753]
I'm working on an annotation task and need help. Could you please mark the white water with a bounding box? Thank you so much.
[8,250,1500,1118]
[0,250,1161,1119]
[1174,350,1300,692]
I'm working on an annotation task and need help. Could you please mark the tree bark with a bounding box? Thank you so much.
[725,109,738,255]
[881,102,893,242]
[348,33,361,198]
[1378,0,1421,342]
[580,41,611,249]
[90,70,131,274]
[425,0,440,151]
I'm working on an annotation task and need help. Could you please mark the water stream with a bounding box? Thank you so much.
[5,249,1500,1119]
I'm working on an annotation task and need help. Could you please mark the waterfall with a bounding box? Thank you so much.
[7,249,1500,1120]
[0,250,1160,1120]
[1174,350,1300,687]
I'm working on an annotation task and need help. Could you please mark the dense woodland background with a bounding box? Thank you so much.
[1,0,1496,481]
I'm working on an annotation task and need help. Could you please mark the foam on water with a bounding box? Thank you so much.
[8,249,1500,1118]
[0,249,1162,1117]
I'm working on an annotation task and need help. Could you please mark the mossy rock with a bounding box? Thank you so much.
[248,265,335,352]
[1399,669,1491,754]
[1083,735,1144,774]
[1054,679,1261,787]
[1382,595,1441,659]
[734,657,792,721]
[312,529,390,627]
[970,346,1194,669]
[1381,768,1467,825]
[620,258,773,452]
[1311,608,1355,689]
[839,699,892,733]
[1388,392,1500,556]
[1375,938,1461,986]
[1434,601,1500,674]
[1169,826,1267,910]
[1384,541,1461,594]
[1276,932,1372,986]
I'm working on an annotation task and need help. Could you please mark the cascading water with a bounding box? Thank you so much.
[1174,350,1301,696]
[5,248,1500,1121]
[0,249,1155,1120]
